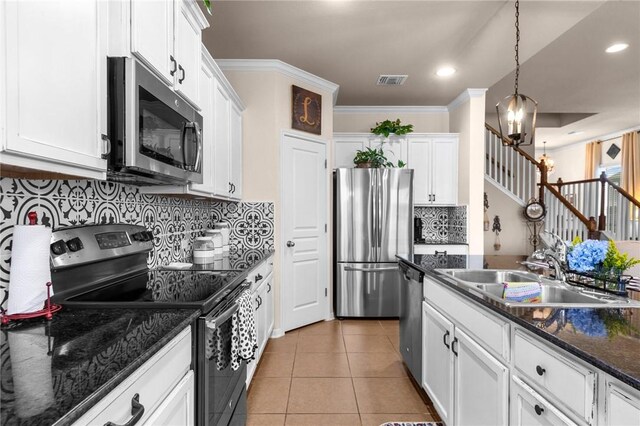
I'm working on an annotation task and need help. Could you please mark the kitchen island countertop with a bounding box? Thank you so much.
[398,253,640,391]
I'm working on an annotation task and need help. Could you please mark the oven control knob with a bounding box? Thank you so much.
[144,231,154,241]
[50,240,67,256]
[66,237,84,252]
[131,232,143,242]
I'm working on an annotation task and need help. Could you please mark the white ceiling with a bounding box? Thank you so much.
[202,0,640,149]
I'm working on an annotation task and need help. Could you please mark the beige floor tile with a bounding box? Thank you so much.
[287,378,358,413]
[296,320,342,335]
[342,322,386,335]
[353,378,430,413]
[285,414,361,425]
[293,352,351,377]
[360,413,438,426]
[248,378,291,413]
[255,352,295,378]
[265,333,299,353]
[378,319,399,324]
[347,352,407,377]
[296,334,345,353]
[381,323,399,336]
[247,414,286,425]
[344,335,395,353]
[386,334,400,352]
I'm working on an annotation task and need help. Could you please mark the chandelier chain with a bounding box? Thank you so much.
[514,0,520,96]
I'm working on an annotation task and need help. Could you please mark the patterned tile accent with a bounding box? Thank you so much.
[0,177,274,311]
[414,206,467,244]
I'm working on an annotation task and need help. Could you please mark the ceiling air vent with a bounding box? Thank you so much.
[376,75,408,86]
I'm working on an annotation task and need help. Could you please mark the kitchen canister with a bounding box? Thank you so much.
[205,230,224,257]
[214,222,230,252]
[193,237,215,264]
[7,213,52,315]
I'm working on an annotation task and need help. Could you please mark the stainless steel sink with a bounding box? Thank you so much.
[436,269,640,308]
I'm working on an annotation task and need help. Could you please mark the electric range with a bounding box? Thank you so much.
[49,224,250,426]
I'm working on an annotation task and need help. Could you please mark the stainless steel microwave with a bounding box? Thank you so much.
[106,57,203,185]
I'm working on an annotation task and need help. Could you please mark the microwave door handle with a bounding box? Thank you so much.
[181,122,202,172]
[180,122,188,169]
[192,122,202,173]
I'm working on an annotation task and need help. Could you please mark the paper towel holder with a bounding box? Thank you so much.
[1,282,62,326]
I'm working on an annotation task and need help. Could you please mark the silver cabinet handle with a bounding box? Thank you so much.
[101,134,111,159]
[287,241,295,247]
[344,266,398,272]
[170,55,177,76]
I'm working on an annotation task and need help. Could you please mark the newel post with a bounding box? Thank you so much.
[598,171,607,231]
[538,160,547,202]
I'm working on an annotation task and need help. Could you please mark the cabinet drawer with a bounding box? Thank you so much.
[424,279,509,361]
[511,375,577,426]
[514,329,596,424]
[414,245,468,256]
[74,327,192,426]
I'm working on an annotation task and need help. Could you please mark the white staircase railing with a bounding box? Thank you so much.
[544,190,590,242]
[485,125,536,205]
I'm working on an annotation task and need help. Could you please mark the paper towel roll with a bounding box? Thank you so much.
[7,225,52,315]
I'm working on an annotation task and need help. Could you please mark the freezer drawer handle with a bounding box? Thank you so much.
[344,266,399,272]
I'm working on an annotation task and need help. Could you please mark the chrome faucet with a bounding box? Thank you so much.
[522,231,568,281]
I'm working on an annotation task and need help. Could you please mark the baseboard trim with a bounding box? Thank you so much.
[270,328,285,338]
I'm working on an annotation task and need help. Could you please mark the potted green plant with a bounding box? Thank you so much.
[353,148,407,168]
[370,119,414,138]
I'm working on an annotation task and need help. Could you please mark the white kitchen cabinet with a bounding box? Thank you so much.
[0,0,108,179]
[370,135,408,168]
[130,0,174,85]
[423,301,508,426]
[264,272,275,337]
[454,327,509,426]
[130,0,205,108]
[605,380,640,426]
[74,327,192,426]
[511,375,577,426]
[143,370,194,426]
[247,257,275,387]
[408,135,458,205]
[332,133,370,169]
[229,102,243,200]
[213,79,231,197]
[423,301,455,425]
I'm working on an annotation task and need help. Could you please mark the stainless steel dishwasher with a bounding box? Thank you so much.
[399,261,424,383]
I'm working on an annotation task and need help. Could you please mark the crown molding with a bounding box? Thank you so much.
[216,59,340,105]
[334,105,448,114]
[202,48,245,110]
[447,88,488,112]
[185,0,209,30]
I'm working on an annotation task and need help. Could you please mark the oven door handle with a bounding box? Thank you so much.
[205,302,239,330]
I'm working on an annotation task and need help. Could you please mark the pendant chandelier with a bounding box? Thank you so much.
[496,0,538,147]
[538,141,555,175]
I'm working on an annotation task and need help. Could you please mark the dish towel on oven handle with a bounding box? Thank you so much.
[231,290,257,371]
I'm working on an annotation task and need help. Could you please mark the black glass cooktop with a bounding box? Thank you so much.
[63,270,243,311]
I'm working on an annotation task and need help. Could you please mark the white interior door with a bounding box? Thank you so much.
[282,133,328,331]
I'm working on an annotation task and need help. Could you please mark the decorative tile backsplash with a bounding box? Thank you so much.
[0,177,274,311]
[414,206,467,243]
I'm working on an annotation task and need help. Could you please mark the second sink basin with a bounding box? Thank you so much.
[436,269,640,308]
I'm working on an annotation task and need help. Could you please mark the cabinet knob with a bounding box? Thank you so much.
[534,404,544,416]
[536,365,546,376]
[287,241,295,247]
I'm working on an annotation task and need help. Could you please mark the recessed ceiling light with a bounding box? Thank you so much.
[568,131,584,135]
[606,43,629,53]
[436,67,456,77]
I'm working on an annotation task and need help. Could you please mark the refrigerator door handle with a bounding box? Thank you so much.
[344,266,399,272]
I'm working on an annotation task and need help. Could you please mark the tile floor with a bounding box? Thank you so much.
[247,319,441,426]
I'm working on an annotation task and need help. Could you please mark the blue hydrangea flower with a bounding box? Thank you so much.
[566,309,607,337]
[567,239,608,272]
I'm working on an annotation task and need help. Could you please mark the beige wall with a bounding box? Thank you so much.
[222,68,334,333]
[449,91,486,256]
[333,111,449,133]
[484,181,532,256]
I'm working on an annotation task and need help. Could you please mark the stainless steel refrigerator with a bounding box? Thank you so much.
[334,168,413,317]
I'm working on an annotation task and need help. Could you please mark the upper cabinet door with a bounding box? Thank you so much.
[371,136,408,168]
[213,81,231,197]
[229,102,243,200]
[431,136,458,205]
[407,137,433,205]
[131,0,174,85]
[2,0,108,177]
[189,60,215,194]
[333,134,369,169]
[174,0,200,107]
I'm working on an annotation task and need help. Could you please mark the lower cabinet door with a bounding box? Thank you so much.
[143,370,195,426]
[422,302,454,425]
[265,275,274,336]
[606,381,640,426]
[511,376,577,426]
[454,328,509,426]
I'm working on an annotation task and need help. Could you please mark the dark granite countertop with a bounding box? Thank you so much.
[0,308,200,426]
[398,254,640,391]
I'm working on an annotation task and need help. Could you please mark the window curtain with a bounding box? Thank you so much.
[584,141,601,179]
[621,131,639,199]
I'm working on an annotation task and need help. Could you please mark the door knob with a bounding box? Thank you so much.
[287,241,295,247]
